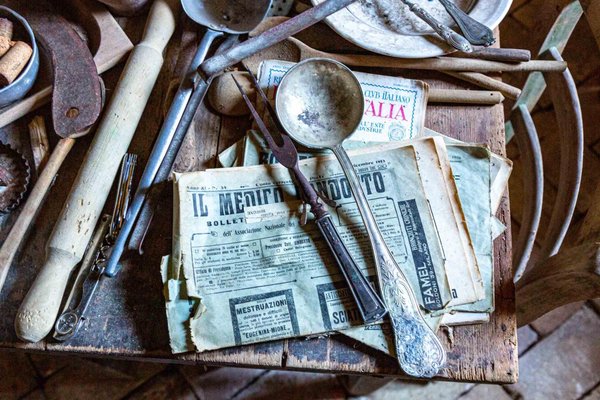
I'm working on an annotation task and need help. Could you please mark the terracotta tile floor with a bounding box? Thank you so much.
[2,0,600,399]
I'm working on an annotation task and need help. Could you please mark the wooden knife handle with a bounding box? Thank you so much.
[15,0,179,343]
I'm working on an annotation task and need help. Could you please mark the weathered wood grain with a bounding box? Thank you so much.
[0,17,517,384]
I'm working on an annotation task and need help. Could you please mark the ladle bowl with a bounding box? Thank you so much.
[275,58,363,149]
[181,0,272,35]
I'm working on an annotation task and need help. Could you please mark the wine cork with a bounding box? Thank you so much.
[0,37,11,57]
[0,18,13,40]
[0,41,32,87]
[0,18,13,57]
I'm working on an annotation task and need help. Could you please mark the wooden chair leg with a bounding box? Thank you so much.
[338,375,395,396]
[516,242,600,326]
[511,105,544,281]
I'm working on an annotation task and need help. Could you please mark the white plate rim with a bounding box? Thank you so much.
[310,0,513,58]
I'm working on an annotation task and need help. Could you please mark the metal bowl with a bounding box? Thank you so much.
[0,6,39,108]
[275,58,364,149]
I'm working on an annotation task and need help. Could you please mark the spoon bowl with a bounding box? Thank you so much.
[181,0,272,34]
[276,58,363,149]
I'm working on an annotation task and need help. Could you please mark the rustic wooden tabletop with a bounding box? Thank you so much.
[0,9,517,384]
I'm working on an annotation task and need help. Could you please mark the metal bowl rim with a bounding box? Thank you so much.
[275,58,365,150]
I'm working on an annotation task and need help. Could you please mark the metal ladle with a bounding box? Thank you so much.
[275,58,446,378]
[104,0,272,276]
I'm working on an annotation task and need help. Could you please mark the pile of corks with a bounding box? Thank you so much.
[0,17,33,88]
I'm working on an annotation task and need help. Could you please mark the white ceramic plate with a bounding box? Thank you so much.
[310,0,512,58]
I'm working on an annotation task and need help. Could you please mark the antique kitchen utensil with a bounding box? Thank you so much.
[275,58,446,378]
[438,0,495,46]
[54,154,137,341]
[232,67,387,324]
[250,15,526,62]
[15,0,179,343]
[310,0,510,58]
[102,0,273,277]
[400,0,472,53]
[246,36,563,73]
[0,4,104,293]
[19,5,103,137]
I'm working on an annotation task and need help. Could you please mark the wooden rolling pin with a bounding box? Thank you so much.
[15,0,179,343]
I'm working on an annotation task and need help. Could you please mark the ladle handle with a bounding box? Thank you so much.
[316,215,388,324]
[198,0,358,78]
[104,28,223,277]
[330,145,446,378]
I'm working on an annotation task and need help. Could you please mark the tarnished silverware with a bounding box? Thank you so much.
[401,0,472,53]
[54,154,137,341]
[438,0,495,46]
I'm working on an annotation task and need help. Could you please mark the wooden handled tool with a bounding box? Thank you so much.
[15,0,179,343]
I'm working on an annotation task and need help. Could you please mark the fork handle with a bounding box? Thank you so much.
[438,0,495,46]
[316,214,388,324]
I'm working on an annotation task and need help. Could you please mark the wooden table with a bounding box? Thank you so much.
[0,12,517,384]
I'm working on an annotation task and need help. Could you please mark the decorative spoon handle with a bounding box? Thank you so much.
[331,144,446,378]
[401,0,472,53]
[438,0,495,46]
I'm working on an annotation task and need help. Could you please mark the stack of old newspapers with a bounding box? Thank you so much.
[161,60,512,355]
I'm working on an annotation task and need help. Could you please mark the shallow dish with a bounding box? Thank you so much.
[0,6,39,108]
[310,0,512,58]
